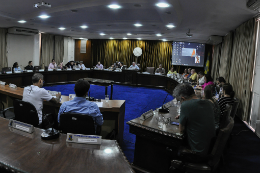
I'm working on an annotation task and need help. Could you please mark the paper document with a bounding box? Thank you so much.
[95,102,103,107]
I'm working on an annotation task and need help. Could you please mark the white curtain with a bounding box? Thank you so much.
[54,35,64,64]
[40,34,54,67]
[0,28,7,70]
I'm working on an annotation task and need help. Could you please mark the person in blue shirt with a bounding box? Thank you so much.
[13,62,22,71]
[58,79,104,126]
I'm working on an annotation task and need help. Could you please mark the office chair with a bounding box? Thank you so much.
[1,67,11,74]
[146,67,155,74]
[59,113,101,135]
[229,99,239,119]
[170,117,234,173]
[219,104,232,129]
[3,99,39,127]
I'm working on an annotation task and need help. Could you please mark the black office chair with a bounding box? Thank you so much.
[59,113,101,135]
[229,99,239,119]
[171,117,234,173]
[3,99,39,127]
[219,104,232,129]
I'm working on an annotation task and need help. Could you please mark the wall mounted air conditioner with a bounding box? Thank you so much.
[206,36,223,45]
[8,27,39,36]
[247,0,260,11]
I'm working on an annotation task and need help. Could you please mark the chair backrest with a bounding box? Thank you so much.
[59,113,96,135]
[229,99,239,119]
[34,66,40,71]
[208,117,234,168]
[13,99,39,126]
[219,104,232,129]
[146,67,155,74]
[2,67,11,73]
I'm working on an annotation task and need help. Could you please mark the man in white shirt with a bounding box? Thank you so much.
[78,61,86,70]
[197,71,205,86]
[129,62,139,70]
[22,73,61,125]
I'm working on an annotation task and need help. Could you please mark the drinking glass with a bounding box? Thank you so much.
[105,95,109,102]
[156,116,163,129]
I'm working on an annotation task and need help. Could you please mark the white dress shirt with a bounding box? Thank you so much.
[78,64,86,69]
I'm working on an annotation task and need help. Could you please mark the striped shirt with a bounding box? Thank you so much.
[218,97,234,117]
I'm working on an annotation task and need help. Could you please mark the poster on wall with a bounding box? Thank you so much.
[80,39,87,53]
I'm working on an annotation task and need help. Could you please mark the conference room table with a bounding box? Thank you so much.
[127,103,183,173]
[0,117,134,173]
[0,85,126,144]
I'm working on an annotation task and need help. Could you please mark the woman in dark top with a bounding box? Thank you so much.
[218,83,235,117]
[204,85,220,130]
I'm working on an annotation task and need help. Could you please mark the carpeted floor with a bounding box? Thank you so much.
[44,84,260,172]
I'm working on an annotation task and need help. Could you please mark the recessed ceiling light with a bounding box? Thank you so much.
[156,3,170,8]
[18,20,26,23]
[134,23,142,27]
[79,38,84,39]
[127,33,132,35]
[110,37,114,39]
[80,25,88,29]
[59,27,66,30]
[108,4,121,9]
[123,37,127,39]
[100,33,106,36]
[166,24,175,28]
[38,15,50,19]
[137,38,141,40]
[156,34,162,36]
[162,39,167,41]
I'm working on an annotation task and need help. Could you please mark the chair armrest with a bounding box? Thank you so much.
[3,107,14,118]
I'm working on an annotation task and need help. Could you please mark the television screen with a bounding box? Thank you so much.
[172,42,205,67]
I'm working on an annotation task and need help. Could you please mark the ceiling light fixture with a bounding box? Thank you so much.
[110,37,114,39]
[166,24,175,28]
[79,38,84,39]
[123,37,127,39]
[38,15,50,19]
[100,33,106,35]
[18,20,26,23]
[134,23,142,27]
[156,34,162,36]
[108,4,121,9]
[162,39,167,41]
[137,38,141,40]
[127,33,132,35]
[59,27,66,30]
[156,3,170,8]
[80,25,88,29]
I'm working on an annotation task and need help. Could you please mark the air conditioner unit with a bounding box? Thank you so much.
[8,27,39,36]
[247,0,260,11]
[206,36,223,45]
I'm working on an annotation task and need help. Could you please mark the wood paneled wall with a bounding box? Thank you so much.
[74,39,92,67]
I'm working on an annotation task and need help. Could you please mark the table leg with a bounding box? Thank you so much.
[111,84,113,100]
[105,86,108,96]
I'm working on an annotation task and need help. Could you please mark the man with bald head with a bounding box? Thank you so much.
[129,62,139,70]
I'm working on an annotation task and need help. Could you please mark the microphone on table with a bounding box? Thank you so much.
[159,93,170,113]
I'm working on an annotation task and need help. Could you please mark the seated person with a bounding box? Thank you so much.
[13,62,22,71]
[155,64,165,75]
[218,83,235,117]
[204,85,220,131]
[167,67,177,75]
[120,62,126,70]
[48,59,57,69]
[66,61,75,69]
[216,77,226,97]
[25,61,34,70]
[129,62,139,70]
[58,79,104,127]
[108,64,116,71]
[184,68,191,79]
[78,61,86,69]
[189,69,197,82]
[96,61,103,69]
[173,83,215,160]
[22,73,61,125]
[197,71,205,86]
[57,62,63,69]
[199,74,214,89]
[182,68,188,78]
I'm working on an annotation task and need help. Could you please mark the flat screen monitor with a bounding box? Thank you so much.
[172,42,205,67]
